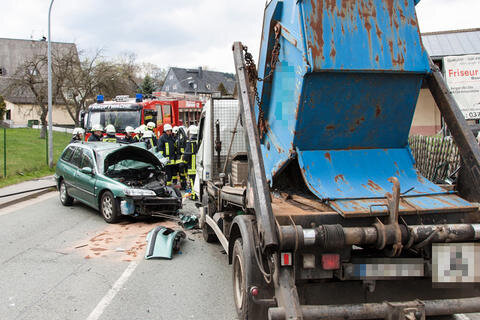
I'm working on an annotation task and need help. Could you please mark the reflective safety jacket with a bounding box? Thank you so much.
[158,133,176,165]
[142,136,158,150]
[183,135,198,175]
[103,134,117,143]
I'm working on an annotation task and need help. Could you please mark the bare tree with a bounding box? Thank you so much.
[7,54,50,138]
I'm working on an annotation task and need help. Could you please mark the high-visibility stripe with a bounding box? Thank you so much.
[103,138,116,143]
[165,142,169,156]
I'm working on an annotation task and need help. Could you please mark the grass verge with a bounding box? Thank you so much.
[0,128,71,188]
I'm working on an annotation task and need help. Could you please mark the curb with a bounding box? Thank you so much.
[0,186,56,210]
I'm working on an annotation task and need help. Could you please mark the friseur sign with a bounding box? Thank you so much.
[444,54,480,120]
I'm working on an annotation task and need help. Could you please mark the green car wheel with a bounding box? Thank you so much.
[59,180,74,206]
[101,191,119,223]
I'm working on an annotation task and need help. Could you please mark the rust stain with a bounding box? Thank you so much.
[325,152,331,162]
[330,40,336,59]
[334,174,346,183]
[367,179,383,192]
[326,124,335,130]
[309,0,325,63]
[375,105,381,117]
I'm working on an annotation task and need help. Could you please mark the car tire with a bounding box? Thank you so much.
[232,238,267,320]
[59,180,74,206]
[100,191,119,223]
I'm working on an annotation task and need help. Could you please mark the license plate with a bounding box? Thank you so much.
[432,243,480,283]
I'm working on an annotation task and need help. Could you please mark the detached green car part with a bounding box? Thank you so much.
[55,142,182,223]
[145,226,186,260]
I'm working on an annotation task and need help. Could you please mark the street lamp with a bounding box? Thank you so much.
[47,0,54,168]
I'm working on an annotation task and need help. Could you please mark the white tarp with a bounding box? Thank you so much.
[443,54,480,120]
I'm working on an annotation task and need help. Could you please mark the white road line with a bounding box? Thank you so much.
[455,314,471,320]
[86,261,139,320]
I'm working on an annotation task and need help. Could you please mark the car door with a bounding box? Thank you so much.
[74,148,97,206]
[66,147,83,199]
[58,145,78,196]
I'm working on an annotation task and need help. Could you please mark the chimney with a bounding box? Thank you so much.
[198,66,203,79]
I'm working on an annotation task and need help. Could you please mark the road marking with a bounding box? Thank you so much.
[86,261,139,320]
[0,192,56,216]
[455,314,471,320]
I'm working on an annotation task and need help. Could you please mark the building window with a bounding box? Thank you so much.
[169,74,173,80]
[164,85,169,91]
[0,67,6,76]
[206,83,211,90]
[173,84,177,90]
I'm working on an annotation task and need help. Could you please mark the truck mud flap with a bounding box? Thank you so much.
[145,226,185,260]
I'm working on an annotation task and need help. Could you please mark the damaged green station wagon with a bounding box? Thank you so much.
[54,142,182,223]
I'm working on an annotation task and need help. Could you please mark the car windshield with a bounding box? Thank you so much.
[87,110,141,132]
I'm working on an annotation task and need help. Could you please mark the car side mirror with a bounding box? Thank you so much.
[80,167,94,175]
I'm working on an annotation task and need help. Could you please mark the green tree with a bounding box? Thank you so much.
[217,82,228,96]
[140,74,156,94]
[0,95,5,120]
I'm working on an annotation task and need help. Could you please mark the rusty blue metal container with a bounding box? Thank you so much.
[255,0,475,215]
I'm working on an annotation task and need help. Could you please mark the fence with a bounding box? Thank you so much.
[408,135,461,182]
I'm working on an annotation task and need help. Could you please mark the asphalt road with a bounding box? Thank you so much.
[0,192,237,320]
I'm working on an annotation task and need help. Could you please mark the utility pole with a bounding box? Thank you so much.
[47,0,54,168]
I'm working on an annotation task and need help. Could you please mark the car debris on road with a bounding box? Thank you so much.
[145,226,186,260]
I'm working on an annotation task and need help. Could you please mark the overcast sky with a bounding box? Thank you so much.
[1,0,479,73]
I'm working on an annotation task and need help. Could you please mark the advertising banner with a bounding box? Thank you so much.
[443,54,480,120]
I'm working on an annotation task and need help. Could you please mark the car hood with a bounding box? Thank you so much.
[103,145,163,169]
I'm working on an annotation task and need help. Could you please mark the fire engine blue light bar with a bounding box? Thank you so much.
[96,95,104,103]
[136,93,143,102]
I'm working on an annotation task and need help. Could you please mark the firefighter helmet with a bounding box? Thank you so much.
[147,122,156,130]
[164,124,173,131]
[105,124,116,134]
[172,126,179,134]
[125,126,134,134]
[92,124,103,132]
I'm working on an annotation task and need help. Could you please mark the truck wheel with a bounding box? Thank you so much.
[202,186,218,243]
[59,180,74,206]
[232,238,267,320]
[100,191,119,223]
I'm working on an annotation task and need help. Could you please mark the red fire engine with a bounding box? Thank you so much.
[81,94,201,139]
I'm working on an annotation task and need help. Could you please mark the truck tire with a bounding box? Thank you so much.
[100,191,119,223]
[232,238,267,320]
[202,186,217,243]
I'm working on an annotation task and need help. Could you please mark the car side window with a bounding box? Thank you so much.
[70,148,84,168]
[81,151,94,169]
[61,146,76,162]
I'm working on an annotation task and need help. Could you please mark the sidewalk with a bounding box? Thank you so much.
[0,175,57,209]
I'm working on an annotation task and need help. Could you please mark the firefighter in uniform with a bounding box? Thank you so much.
[88,124,103,142]
[146,122,158,147]
[183,125,198,199]
[142,130,156,150]
[122,126,135,143]
[158,124,176,186]
[133,127,142,142]
[70,128,85,143]
[174,126,187,189]
[103,124,117,143]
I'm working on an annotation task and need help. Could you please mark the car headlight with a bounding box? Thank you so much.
[124,189,156,197]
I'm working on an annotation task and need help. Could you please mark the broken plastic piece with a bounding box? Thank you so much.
[145,226,186,260]
[179,214,198,230]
